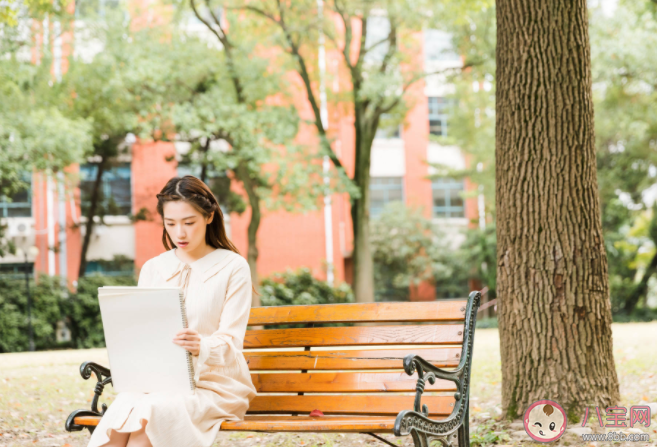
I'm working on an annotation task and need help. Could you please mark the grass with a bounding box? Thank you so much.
[1,323,656,446]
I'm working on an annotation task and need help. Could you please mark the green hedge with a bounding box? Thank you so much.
[257,268,354,329]
[260,268,354,307]
[0,269,353,352]
[0,274,135,353]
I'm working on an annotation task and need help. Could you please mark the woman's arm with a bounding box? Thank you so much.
[197,259,252,367]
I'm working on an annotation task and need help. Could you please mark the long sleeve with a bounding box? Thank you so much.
[194,259,252,383]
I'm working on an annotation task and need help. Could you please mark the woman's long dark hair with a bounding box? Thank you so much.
[156,175,240,255]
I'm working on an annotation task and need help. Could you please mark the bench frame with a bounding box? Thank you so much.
[65,291,481,447]
[393,292,480,447]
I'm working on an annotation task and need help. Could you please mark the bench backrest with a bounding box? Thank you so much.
[243,300,470,418]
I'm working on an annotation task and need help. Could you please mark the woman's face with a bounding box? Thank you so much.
[163,201,213,253]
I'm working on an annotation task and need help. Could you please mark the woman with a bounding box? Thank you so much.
[88,176,257,447]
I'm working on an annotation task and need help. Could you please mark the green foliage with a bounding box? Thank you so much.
[0,274,135,352]
[589,1,657,313]
[440,0,657,315]
[61,275,136,349]
[370,202,468,300]
[61,17,168,154]
[0,28,91,199]
[0,0,72,26]
[476,317,498,329]
[459,224,497,298]
[469,420,510,447]
[0,275,68,353]
[437,1,496,217]
[148,8,348,215]
[260,268,354,308]
[612,307,657,323]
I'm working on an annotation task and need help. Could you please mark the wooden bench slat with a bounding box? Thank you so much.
[245,347,461,370]
[71,414,408,433]
[248,301,467,326]
[222,416,402,433]
[245,324,464,349]
[247,395,454,416]
[251,372,456,393]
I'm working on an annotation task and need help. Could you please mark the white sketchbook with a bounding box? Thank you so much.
[98,286,196,395]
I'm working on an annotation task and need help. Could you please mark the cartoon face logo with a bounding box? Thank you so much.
[523,400,568,443]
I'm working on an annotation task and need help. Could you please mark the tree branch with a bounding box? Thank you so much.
[190,0,225,44]
[379,19,397,74]
[241,0,344,172]
[190,0,246,104]
[332,0,354,72]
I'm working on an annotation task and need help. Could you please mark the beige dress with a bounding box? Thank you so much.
[88,248,257,447]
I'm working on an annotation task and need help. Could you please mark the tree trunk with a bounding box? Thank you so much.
[351,115,376,303]
[199,138,210,183]
[236,163,261,307]
[78,158,106,278]
[496,0,620,420]
[622,251,657,314]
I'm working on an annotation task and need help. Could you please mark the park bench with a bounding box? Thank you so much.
[65,291,481,447]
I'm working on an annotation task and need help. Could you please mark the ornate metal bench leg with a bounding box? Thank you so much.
[457,406,469,447]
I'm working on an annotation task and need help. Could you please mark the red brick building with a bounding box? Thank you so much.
[0,12,481,301]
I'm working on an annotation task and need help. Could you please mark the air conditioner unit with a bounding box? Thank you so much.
[5,218,34,239]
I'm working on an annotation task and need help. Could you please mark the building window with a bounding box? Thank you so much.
[428,97,450,137]
[370,177,404,217]
[0,262,33,279]
[80,163,132,216]
[432,178,464,218]
[0,182,32,218]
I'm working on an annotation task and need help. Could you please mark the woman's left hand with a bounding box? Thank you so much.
[173,328,201,356]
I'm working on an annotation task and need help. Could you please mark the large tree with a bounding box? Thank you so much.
[496,0,620,419]
[62,17,177,278]
[0,19,91,256]
[233,0,476,302]
[152,4,339,305]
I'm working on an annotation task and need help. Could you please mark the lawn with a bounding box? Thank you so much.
[1,323,656,447]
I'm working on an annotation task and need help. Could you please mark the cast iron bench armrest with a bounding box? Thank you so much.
[393,291,481,447]
[65,362,112,433]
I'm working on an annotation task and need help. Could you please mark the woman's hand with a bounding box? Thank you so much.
[173,328,201,356]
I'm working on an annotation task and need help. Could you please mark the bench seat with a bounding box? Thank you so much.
[65,292,481,447]
[73,415,449,433]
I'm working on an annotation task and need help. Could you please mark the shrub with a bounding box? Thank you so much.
[0,275,68,352]
[0,273,135,352]
[62,274,136,349]
[260,268,354,307]
[370,202,469,300]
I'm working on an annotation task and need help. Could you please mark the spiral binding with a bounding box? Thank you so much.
[179,291,196,391]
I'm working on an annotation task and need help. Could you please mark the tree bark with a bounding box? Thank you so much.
[78,158,106,278]
[351,108,376,303]
[496,0,620,420]
[236,163,261,308]
[199,138,211,183]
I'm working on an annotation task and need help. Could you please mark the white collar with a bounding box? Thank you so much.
[154,248,237,283]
